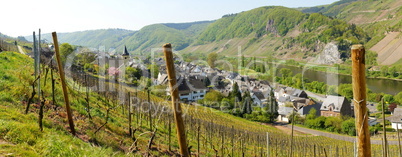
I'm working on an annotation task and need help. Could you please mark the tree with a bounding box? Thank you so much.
[241,55,245,67]
[266,88,279,122]
[383,94,395,104]
[230,82,242,102]
[203,90,224,107]
[203,77,211,87]
[60,43,74,65]
[220,98,234,111]
[253,57,256,70]
[280,68,293,78]
[306,108,317,120]
[148,64,159,79]
[125,67,142,83]
[388,66,398,77]
[338,84,353,99]
[380,66,389,77]
[341,118,356,136]
[207,52,218,68]
[395,91,402,104]
[75,51,96,66]
[241,91,253,116]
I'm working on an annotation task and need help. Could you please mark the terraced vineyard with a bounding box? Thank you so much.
[0,51,399,156]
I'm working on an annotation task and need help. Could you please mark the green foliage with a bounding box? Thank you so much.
[147,64,159,79]
[395,92,402,104]
[279,68,293,79]
[202,90,224,106]
[305,116,326,129]
[197,6,306,43]
[125,67,142,83]
[306,108,317,120]
[338,84,353,99]
[241,91,253,116]
[207,52,218,68]
[324,117,343,133]
[230,82,242,102]
[341,118,356,136]
[75,51,96,66]
[59,43,74,65]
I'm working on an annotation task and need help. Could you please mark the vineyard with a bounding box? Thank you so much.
[0,51,400,156]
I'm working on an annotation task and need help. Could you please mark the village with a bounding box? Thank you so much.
[89,46,402,132]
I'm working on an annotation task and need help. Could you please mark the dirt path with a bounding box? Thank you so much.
[17,46,26,55]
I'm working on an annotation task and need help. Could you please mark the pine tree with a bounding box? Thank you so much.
[241,91,253,116]
[267,88,279,122]
[230,82,242,102]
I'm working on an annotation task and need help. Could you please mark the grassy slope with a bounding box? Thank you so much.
[0,51,396,156]
[0,52,123,156]
[0,51,282,156]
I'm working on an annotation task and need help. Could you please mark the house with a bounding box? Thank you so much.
[226,72,241,82]
[277,107,294,123]
[251,89,267,107]
[320,95,353,117]
[368,117,379,126]
[387,108,402,130]
[290,89,308,99]
[156,73,168,85]
[168,75,208,102]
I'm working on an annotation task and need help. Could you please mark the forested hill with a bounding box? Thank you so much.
[21,0,402,64]
[184,6,368,60]
[25,29,136,50]
[299,0,402,65]
[25,21,212,53]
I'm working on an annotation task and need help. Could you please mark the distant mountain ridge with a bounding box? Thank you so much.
[26,21,213,54]
[22,0,402,65]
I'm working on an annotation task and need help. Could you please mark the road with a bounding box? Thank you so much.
[17,46,26,55]
[305,91,326,102]
[285,124,401,145]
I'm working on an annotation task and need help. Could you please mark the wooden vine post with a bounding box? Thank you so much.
[351,44,370,157]
[52,32,76,136]
[163,43,189,156]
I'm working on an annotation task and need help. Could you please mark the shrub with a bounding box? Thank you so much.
[341,119,356,136]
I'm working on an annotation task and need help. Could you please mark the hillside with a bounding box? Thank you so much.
[19,0,402,65]
[2,51,317,156]
[26,21,212,54]
[301,0,402,65]
[26,29,136,51]
[183,6,368,61]
[119,21,212,53]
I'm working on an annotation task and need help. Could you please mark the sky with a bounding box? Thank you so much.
[1,0,340,37]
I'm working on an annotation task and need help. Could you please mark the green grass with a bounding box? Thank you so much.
[1,51,398,156]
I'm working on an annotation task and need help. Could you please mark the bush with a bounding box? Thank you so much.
[305,116,326,129]
[341,119,356,136]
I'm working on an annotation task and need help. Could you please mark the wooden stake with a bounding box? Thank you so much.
[163,43,189,157]
[351,44,370,157]
[382,98,388,157]
[128,92,132,136]
[397,122,402,157]
[52,32,76,136]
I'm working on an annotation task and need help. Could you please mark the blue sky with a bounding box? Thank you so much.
[2,0,339,37]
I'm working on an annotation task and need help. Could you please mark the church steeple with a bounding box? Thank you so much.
[122,45,129,59]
